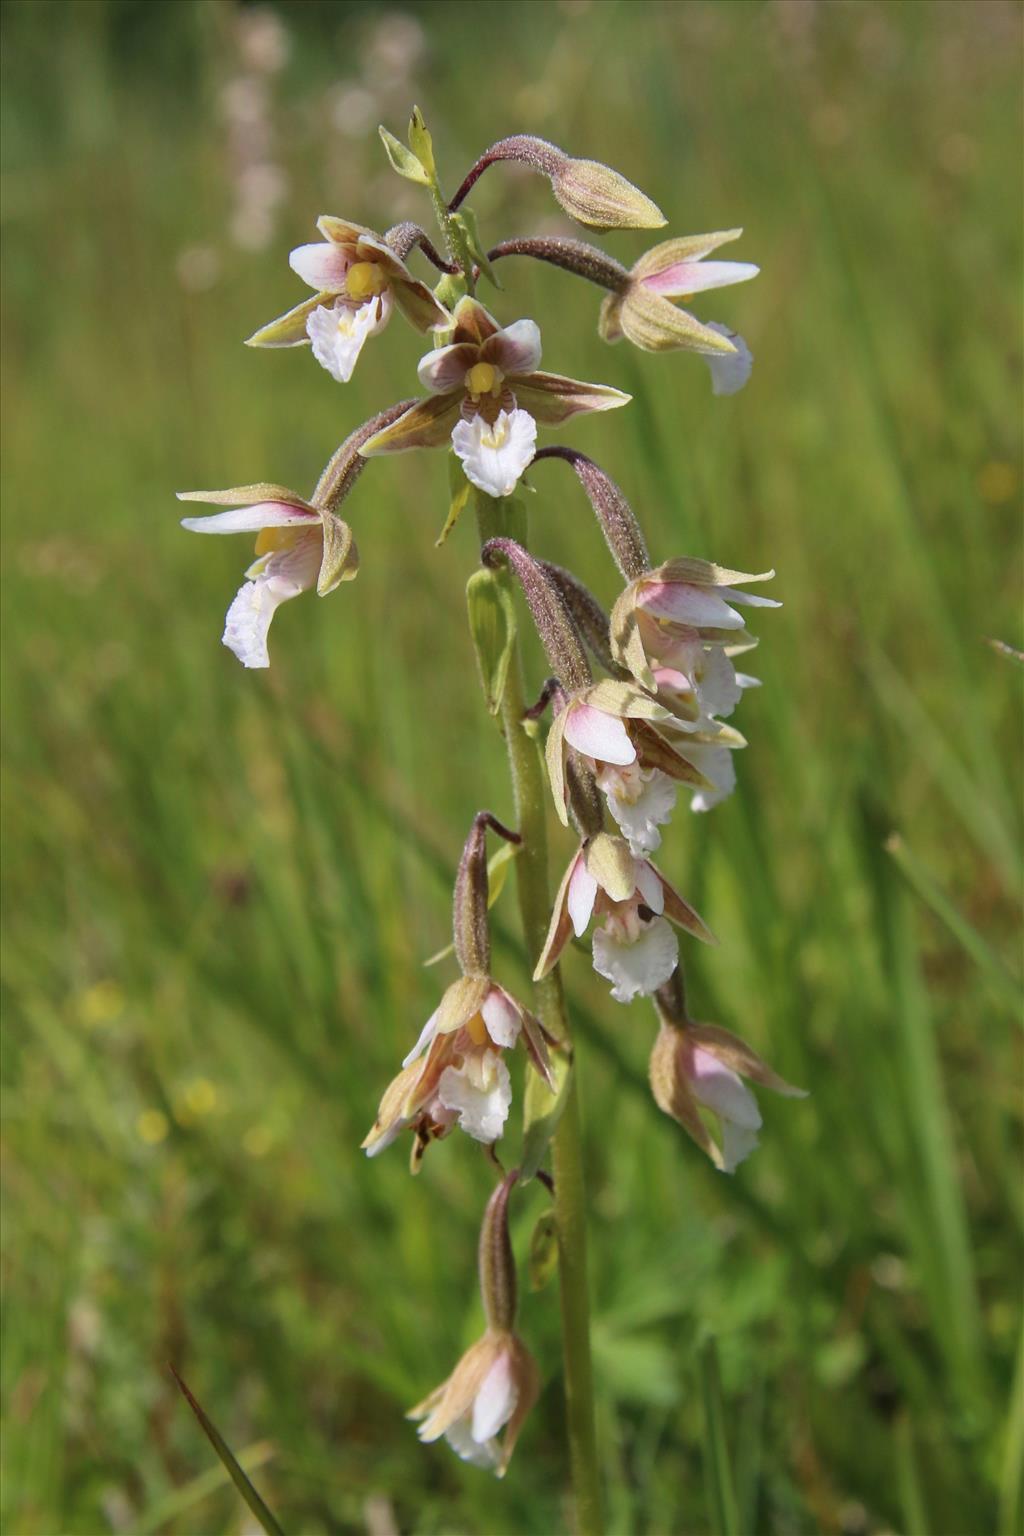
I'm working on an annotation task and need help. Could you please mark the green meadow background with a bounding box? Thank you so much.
[3,1,1022,1532]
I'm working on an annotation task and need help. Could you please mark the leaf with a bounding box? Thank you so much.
[437,454,472,546]
[466,567,517,714]
[528,1209,559,1291]
[451,207,501,290]
[378,125,429,186]
[170,1367,286,1536]
[520,1045,571,1183]
[407,106,435,180]
[699,1337,739,1536]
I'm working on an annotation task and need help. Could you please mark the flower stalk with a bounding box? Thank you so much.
[475,489,604,1535]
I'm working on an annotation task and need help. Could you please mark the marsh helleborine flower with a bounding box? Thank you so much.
[247,216,451,381]
[359,296,630,498]
[178,484,359,669]
[650,1019,806,1173]
[599,230,758,394]
[536,832,714,1005]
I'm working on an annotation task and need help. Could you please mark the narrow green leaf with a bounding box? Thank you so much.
[437,456,472,546]
[451,207,501,290]
[170,1367,286,1536]
[700,1337,739,1536]
[520,1047,571,1183]
[466,567,517,715]
[894,1414,929,1536]
[886,832,1022,1021]
[377,125,428,185]
[1000,1317,1024,1536]
[407,105,435,180]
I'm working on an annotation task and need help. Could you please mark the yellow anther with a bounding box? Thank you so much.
[465,361,501,398]
[466,1012,489,1046]
[345,261,387,301]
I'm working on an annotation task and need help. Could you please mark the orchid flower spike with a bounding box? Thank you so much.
[598,230,758,392]
[649,1016,806,1173]
[536,831,715,1005]
[178,483,358,669]
[410,1174,539,1475]
[247,216,450,381]
[359,296,630,498]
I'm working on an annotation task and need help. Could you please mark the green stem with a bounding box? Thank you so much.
[475,493,603,1535]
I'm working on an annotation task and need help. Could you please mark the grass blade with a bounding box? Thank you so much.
[700,1337,739,1536]
[169,1367,286,1536]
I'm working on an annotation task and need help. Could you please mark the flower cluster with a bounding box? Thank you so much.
[179,111,803,1481]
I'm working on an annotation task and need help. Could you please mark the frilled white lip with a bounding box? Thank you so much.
[451,409,537,499]
[436,1049,512,1144]
[222,532,322,669]
[591,915,678,1004]
[598,764,678,855]
[306,295,390,384]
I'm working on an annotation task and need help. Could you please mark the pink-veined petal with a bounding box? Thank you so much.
[642,259,759,297]
[512,371,631,425]
[180,502,317,535]
[472,1353,518,1443]
[289,240,354,291]
[481,987,522,1049]
[567,854,599,936]
[563,702,637,766]
[417,341,479,394]
[637,581,746,629]
[484,318,542,376]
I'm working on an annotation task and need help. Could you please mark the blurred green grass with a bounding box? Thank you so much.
[1,1,1021,1532]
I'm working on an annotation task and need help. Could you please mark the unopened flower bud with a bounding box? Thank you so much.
[478,1170,519,1333]
[448,135,665,232]
[453,813,520,978]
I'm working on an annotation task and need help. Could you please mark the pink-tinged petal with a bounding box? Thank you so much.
[180,502,318,536]
[563,702,637,766]
[632,230,744,281]
[403,1006,442,1068]
[652,666,692,692]
[288,240,353,291]
[688,1047,762,1129]
[417,342,479,394]
[634,859,665,915]
[567,854,599,937]
[642,260,759,297]
[512,371,631,425]
[637,581,745,629]
[481,987,522,1049]
[484,318,542,376]
[472,1354,517,1443]
[359,394,463,455]
[718,585,782,610]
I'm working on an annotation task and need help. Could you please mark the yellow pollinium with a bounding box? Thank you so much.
[465,361,503,399]
[345,260,388,302]
[465,1012,489,1047]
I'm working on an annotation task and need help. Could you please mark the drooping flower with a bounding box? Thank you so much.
[544,677,714,828]
[610,558,779,692]
[361,975,552,1165]
[358,296,630,498]
[178,484,359,668]
[410,1327,539,1474]
[594,759,677,855]
[649,1019,806,1173]
[246,216,450,380]
[410,1173,538,1475]
[535,832,714,1005]
[598,231,758,382]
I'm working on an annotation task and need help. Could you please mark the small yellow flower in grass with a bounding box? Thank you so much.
[136,1109,169,1145]
[78,979,124,1028]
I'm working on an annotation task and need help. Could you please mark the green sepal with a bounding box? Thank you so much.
[520,1046,571,1183]
[407,106,436,181]
[452,207,501,290]
[317,512,359,595]
[528,1210,559,1292]
[438,452,472,546]
[378,125,429,186]
[423,841,519,968]
[466,566,517,715]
